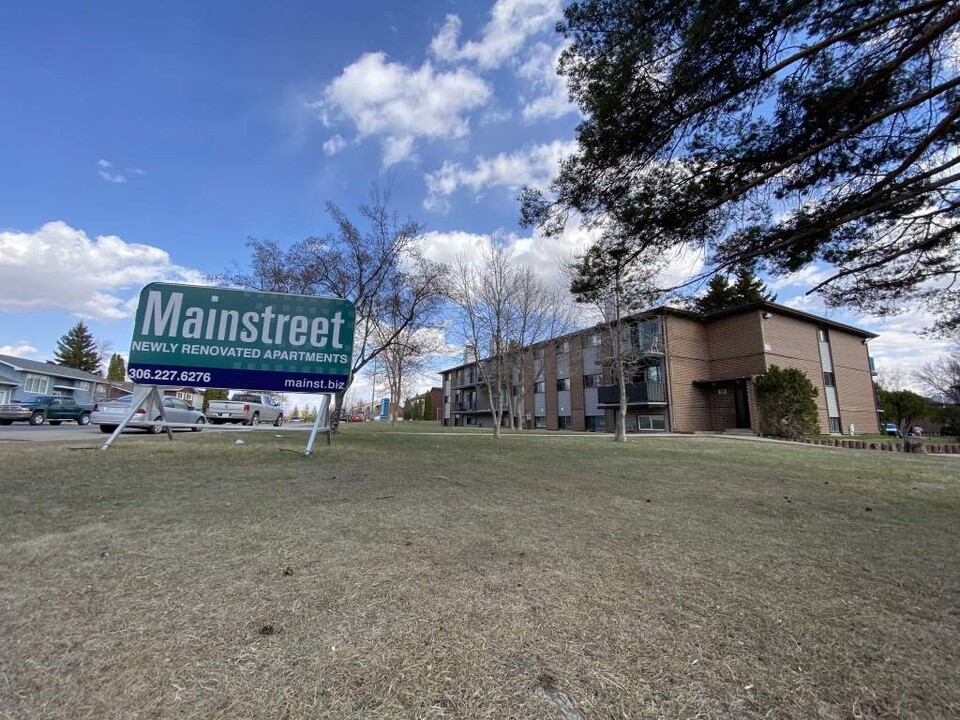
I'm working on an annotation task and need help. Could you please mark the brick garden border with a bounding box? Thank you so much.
[797,437,960,454]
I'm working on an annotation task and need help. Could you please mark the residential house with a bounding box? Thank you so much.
[0,354,108,406]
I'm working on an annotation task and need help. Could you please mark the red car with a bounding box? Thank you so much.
[349,412,366,422]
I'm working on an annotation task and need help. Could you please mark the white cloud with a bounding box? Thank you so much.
[518,42,576,120]
[97,158,145,184]
[0,221,206,321]
[99,169,128,184]
[430,0,563,69]
[322,134,347,156]
[314,52,491,166]
[423,139,576,211]
[0,341,39,358]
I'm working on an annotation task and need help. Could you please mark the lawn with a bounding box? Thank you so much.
[1,425,958,719]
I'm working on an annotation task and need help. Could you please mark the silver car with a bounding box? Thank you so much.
[92,396,206,434]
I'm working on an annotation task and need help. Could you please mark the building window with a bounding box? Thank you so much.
[585,415,606,431]
[534,381,545,394]
[77,381,91,391]
[823,372,835,387]
[534,415,546,428]
[558,339,569,353]
[0,389,9,405]
[585,333,601,347]
[558,416,571,430]
[829,416,842,434]
[533,347,544,359]
[23,374,50,394]
[637,414,666,431]
[583,373,602,388]
[556,378,571,391]
[818,327,829,343]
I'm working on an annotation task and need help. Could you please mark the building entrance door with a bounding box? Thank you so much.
[734,381,751,429]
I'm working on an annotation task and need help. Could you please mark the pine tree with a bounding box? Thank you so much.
[54,321,100,373]
[731,268,776,305]
[106,353,126,381]
[692,275,736,314]
[291,404,301,420]
[402,399,412,421]
[422,391,434,423]
[692,269,775,314]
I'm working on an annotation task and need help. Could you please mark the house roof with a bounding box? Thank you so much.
[0,354,105,383]
[0,368,20,386]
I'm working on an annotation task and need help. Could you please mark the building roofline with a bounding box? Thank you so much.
[439,301,877,376]
[690,300,878,339]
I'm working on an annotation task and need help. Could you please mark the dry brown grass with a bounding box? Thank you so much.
[1,425,958,719]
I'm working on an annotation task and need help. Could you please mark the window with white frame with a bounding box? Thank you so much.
[77,381,91,391]
[0,389,9,404]
[23,374,50,394]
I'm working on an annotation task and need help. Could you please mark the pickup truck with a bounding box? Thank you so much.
[0,395,93,426]
[205,393,284,426]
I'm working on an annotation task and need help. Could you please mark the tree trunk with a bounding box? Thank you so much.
[616,371,628,442]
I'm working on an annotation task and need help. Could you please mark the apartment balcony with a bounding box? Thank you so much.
[454,400,479,412]
[597,382,667,406]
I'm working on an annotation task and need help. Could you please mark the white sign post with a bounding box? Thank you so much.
[304,394,334,456]
[100,385,173,450]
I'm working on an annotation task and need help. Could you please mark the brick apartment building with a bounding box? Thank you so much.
[440,301,879,436]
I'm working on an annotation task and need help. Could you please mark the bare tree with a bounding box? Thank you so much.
[507,269,577,429]
[221,185,448,417]
[566,237,665,441]
[450,245,520,439]
[376,322,447,424]
[916,341,960,403]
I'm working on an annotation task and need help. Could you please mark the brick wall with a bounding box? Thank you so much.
[664,315,711,432]
[759,313,831,432]
[831,331,880,434]
[705,311,768,378]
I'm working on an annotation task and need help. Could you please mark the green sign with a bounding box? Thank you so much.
[128,283,356,392]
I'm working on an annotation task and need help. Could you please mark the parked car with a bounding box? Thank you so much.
[883,422,902,437]
[92,396,206,434]
[0,395,92,426]
[205,392,284,426]
[349,412,366,422]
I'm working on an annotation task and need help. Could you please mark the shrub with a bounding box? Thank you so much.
[755,365,820,440]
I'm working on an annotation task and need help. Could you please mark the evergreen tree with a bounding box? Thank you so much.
[415,399,424,421]
[522,0,960,331]
[106,353,126,381]
[402,399,412,421]
[202,388,229,411]
[422,391,434,423]
[755,365,820,440]
[731,268,776,305]
[291,404,301,420]
[54,321,100,373]
[692,268,776,314]
[691,275,736,314]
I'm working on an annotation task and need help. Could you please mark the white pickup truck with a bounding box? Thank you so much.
[205,393,284,426]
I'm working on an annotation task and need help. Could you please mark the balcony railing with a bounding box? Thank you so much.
[597,382,666,406]
[455,400,478,412]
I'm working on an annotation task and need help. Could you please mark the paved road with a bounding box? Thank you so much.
[0,422,311,443]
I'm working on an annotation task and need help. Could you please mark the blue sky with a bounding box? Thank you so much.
[0,0,952,397]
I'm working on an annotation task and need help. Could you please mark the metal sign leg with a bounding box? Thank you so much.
[304,394,333,456]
